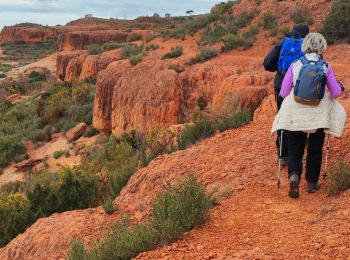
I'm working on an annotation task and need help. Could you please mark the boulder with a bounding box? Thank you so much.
[32,162,46,173]
[66,123,88,142]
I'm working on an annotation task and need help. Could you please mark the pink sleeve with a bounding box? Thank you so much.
[326,64,342,98]
[280,65,294,98]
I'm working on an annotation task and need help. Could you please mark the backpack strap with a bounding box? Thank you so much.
[300,56,309,65]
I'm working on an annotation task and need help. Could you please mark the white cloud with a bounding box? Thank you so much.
[0,0,223,29]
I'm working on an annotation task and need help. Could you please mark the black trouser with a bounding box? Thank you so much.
[288,129,325,183]
[275,90,288,158]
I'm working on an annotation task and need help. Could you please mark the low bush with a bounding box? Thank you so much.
[221,34,244,51]
[263,12,277,30]
[145,44,159,51]
[129,54,143,65]
[129,33,143,42]
[28,71,46,83]
[120,44,143,59]
[109,164,137,198]
[161,46,183,59]
[179,120,215,149]
[0,135,26,170]
[188,48,218,65]
[291,10,314,25]
[102,42,122,51]
[0,63,12,73]
[328,160,350,196]
[68,219,156,260]
[145,34,157,42]
[87,44,103,55]
[83,127,99,138]
[167,64,185,73]
[0,193,32,247]
[152,176,213,244]
[102,197,117,215]
[321,0,350,44]
[68,176,213,259]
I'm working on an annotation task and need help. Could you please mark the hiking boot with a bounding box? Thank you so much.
[288,173,300,199]
[307,182,320,193]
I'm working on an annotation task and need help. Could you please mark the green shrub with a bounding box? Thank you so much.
[161,46,183,59]
[102,197,117,215]
[0,73,6,78]
[145,44,159,51]
[120,44,143,59]
[167,64,185,73]
[291,10,314,25]
[68,177,213,259]
[169,28,186,40]
[129,54,143,65]
[221,34,244,51]
[214,1,236,15]
[54,150,64,159]
[215,108,252,132]
[0,135,26,169]
[27,167,99,218]
[263,12,277,30]
[28,71,46,83]
[109,164,137,198]
[0,40,57,65]
[0,181,25,196]
[146,34,157,42]
[87,44,103,55]
[102,42,122,51]
[188,48,218,65]
[129,33,143,42]
[0,193,32,247]
[83,127,99,138]
[64,150,70,158]
[152,176,213,244]
[321,0,350,44]
[328,160,350,196]
[179,120,215,149]
[0,63,13,73]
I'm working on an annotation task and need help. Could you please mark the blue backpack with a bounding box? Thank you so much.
[294,56,327,106]
[278,37,304,74]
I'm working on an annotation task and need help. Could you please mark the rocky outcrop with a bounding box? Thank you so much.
[0,209,115,260]
[56,52,82,81]
[0,26,58,44]
[57,30,129,51]
[66,123,88,142]
[56,52,119,82]
[93,59,272,136]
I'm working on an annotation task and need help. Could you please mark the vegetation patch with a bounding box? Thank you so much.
[86,44,103,55]
[68,176,213,259]
[321,0,350,44]
[291,9,314,25]
[188,48,218,65]
[0,40,57,65]
[161,46,183,59]
[328,160,350,196]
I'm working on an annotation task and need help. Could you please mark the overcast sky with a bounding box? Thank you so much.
[0,0,225,29]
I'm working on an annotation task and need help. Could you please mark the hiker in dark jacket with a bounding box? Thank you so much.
[263,24,310,165]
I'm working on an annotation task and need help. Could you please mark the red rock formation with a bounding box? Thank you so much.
[0,26,58,44]
[66,123,88,142]
[0,209,115,260]
[57,30,129,51]
[56,52,82,81]
[93,59,272,136]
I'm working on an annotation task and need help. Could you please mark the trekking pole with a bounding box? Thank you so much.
[277,130,283,188]
[322,134,331,180]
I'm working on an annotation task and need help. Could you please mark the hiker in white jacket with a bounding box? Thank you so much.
[271,33,346,198]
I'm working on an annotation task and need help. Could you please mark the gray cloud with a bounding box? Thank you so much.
[0,0,223,29]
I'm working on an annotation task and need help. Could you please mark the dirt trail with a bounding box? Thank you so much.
[136,113,350,260]
[134,48,350,259]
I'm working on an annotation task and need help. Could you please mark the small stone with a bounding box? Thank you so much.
[197,245,204,251]
[236,185,244,191]
[315,243,322,250]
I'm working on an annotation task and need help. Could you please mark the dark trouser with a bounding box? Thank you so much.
[288,129,325,183]
[275,90,288,158]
